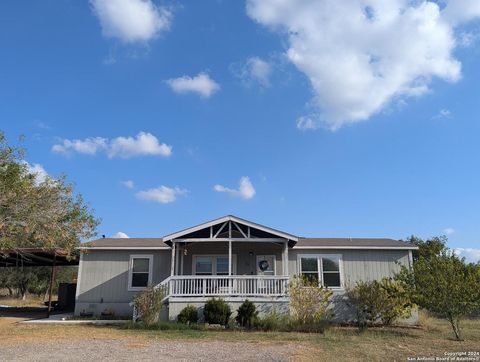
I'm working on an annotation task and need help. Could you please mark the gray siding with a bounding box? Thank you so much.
[288,249,410,286]
[75,250,171,316]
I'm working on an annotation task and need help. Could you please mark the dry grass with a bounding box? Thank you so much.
[0,295,48,308]
[0,311,478,361]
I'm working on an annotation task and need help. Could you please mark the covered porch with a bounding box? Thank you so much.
[159,216,297,299]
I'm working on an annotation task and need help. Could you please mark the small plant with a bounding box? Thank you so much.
[289,275,334,325]
[203,298,231,326]
[253,310,288,331]
[252,310,328,333]
[235,299,258,328]
[132,285,164,326]
[177,305,198,324]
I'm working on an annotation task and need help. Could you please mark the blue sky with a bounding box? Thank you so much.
[1,1,479,262]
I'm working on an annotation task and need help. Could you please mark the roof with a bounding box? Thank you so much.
[79,215,417,251]
[0,248,79,267]
[80,238,168,250]
[294,238,417,250]
[80,236,417,250]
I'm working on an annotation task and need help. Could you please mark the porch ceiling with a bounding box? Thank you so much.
[162,215,298,246]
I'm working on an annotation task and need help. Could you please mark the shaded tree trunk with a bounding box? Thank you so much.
[448,317,462,341]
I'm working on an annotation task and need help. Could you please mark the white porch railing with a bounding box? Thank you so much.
[163,275,288,298]
[132,275,289,321]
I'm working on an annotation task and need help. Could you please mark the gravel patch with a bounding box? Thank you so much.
[0,339,297,362]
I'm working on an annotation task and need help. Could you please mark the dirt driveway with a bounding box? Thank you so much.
[0,309,301,362]
[1,338,297,362]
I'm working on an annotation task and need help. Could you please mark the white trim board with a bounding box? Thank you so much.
[293,246,418,250]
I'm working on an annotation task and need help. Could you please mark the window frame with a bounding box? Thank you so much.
[192,255,237,275]
[297,254,344,289]
[128,254,153,291]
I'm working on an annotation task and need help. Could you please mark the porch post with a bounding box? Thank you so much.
[170,241,176,276]
[180,243,184,276]
[228,240,232,293]
[175,244,182,275]
[228,241,232,275]
[284,240,289,276]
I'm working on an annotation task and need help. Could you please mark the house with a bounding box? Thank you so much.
[75,215,418,323]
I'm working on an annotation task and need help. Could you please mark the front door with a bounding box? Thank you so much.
[256,255,275,276]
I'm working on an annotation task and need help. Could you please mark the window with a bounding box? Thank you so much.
[300,257,319,285]
[193,255,236,275]
[216,257,229,275]
[299,254,342,288]
[128,255,153,291]
[195,256,213,275]
[321,256,341,287]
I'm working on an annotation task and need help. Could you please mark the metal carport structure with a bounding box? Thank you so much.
[0,248,79,316]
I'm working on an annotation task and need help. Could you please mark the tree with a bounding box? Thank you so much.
[0,131,99,253]
[402,235,447,262]
[0,266,77,300]
[397,237,480,340]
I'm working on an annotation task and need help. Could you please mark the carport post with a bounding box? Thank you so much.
[47,254,57,318]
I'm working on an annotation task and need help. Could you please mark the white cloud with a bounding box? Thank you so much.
[25,162,48,184]
[234,57,272,87]
[246,0,480,130]
[214,176,256,200]
[442,0,480,25]
[136,185,188,204]
[107,132,172,158]
[113,231,130,238]
[433,109,453,119]
[52,137,107,156]
[52,132,172,159]
[90,0,172,43]
[296,116,318,131]
[122,180,135,189]
[166,72,220,98]
[453,248,480,263]
[443,227,455,235]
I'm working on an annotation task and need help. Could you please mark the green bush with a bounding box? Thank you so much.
[177,305,198,324]
[346,278,413,329]
[203,298,231,326]
[235,299,258,328]
[132,285,165,326]
[289,275,334,325]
